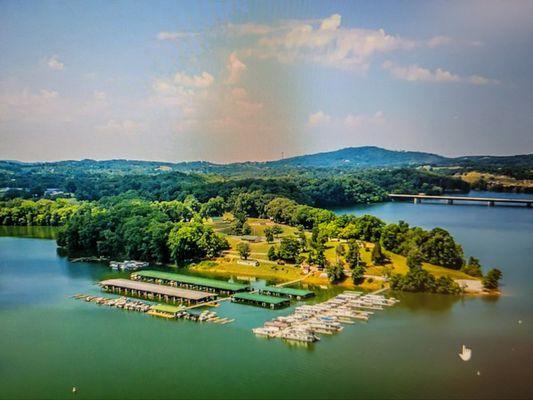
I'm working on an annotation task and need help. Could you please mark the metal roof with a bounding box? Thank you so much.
[99,279,215,301]
[261,286,314,297]
[132,270,249,291]
[233,292,289,305]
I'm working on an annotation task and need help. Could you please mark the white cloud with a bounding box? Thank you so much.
[344,111,385,128]
[157,31,197,41]
[307,111,331,127]
[240,14,448,71]
[95,119,141,135]
[93,91,107,101]
[173,71,214,88]
[226,52,247,84]
[46,55,64,71]
[320,14,341,31]
[382,61,498,85]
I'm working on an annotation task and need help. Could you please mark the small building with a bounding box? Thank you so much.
[147,304,183,319]
[232,292,290,309]
[259,286,315,300]
[241,235,260,243]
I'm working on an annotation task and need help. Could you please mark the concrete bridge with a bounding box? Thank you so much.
[389,193,533,207]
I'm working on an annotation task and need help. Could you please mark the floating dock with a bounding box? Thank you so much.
[100,279,217,306]
[259,286,315,299]
[232,292,290,309]
[131,270,249,294]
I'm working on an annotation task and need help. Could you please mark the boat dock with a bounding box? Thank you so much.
[252,291,399,344]
[259,286,315,300]
[131,270,250,294]
[73,294,234,324]
[232,292,290,309]
[99,279,217,306]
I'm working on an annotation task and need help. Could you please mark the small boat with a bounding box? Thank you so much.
[459,345,472,361]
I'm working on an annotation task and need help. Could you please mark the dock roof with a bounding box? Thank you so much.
[100,279,215,301]
[151,304,183,313]
[132,270,249,291]
[261,286,314,297]
[233,292,289,305]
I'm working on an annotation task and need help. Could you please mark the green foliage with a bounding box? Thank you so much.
[267,245,278,261]
[339,215,384,242]
[345,240,361,269]
[482,268,502,290]
[277,237,300,262]
[390,268,461,294]
[0,198,81,226]
[168,222,228,263]
[371,242,386,265]
[351,263,366,285]
[461,256,483,277]
[236,242,251,260]
[264,228,274,243]
[406,248,424,270]
[326,263,345,283]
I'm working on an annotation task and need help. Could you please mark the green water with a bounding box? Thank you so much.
[1,193,532,399]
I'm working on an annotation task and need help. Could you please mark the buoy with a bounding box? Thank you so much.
[459,345,472,361]
[518,320,523,324]
[72,387,77,394]
[476,371,481,376]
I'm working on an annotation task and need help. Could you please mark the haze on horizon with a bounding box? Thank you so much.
[1,0,532,163]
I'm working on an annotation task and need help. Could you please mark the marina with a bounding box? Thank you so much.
[259,286,315,299]
[99,278,218,305]
[252,291,399,344]
[73,294,234,324]
[232,292,291,309]
[131,270,250,294]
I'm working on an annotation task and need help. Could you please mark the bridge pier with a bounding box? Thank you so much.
[413,198,420,204]
[488,201,495,207]
[447,199,453,205]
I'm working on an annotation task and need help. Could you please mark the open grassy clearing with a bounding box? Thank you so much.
[200,218,478,289]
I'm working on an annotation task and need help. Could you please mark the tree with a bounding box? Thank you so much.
[326,263,345,283]
[242,223,252,235]
[271,225,283,237]
[482,268,502,290]
[461,256,483,277]
[236,242,251,260]
[351,264,366,285]
[277,237,300,262]
[264,227,274,243]
[267,245,278,261]
[406,248,423,270]
[371,242,386,265]
[345,240,361,269]
[335,243,345,262]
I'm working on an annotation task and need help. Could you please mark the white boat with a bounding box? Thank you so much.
[459,345,472,361]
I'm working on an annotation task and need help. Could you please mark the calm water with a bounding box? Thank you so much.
[1,192,532,399]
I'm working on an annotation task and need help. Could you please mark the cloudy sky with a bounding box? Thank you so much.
[1,0,532,162]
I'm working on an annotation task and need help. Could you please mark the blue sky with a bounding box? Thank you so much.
[1,0,532,162]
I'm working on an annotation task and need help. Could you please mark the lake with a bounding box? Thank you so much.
[1,192,532,399]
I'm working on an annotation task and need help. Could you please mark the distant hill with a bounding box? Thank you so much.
[263,146,447,169]
[1,146,531,175]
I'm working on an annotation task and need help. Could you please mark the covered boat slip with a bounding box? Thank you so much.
[131,270,249,294]
[100,279,217,306]
[232,292,290,309]
[259,286,314,299]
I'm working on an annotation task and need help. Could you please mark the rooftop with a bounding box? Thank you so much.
[132,270,249,291]
[99,279,215,301]
[151,304,183,313]
[261,286,314,297]
[233,292,289,305]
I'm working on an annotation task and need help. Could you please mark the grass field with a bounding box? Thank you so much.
[199,217,478,289]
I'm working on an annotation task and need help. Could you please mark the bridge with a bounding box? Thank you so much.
[389,193,533,207]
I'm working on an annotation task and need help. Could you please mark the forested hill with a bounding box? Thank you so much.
[264,146,447,168]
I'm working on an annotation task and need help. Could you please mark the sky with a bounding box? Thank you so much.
[1,0,532,163]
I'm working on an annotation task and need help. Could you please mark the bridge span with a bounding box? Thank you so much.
[389,193,532,207]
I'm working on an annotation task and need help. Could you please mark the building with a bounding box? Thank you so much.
[232,292,290,309]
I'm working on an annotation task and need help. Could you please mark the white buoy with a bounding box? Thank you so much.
[459,345,472,361]
[476,371,481,376]
[72,387,77,394]
[518,320,523,325]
